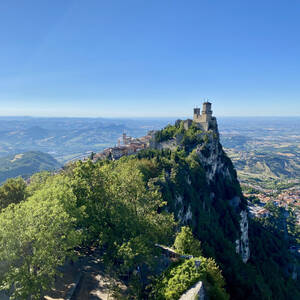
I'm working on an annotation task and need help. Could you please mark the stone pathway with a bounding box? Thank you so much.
[44,248,126,300]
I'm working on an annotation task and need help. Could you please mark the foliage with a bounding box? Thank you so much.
[246,195,260,204]
[26,171,52,195]
[155,124,178,143]
[174,226,202,256]
[261,201,289,237]
[286,206,300,245]
[151,257,229,300]
[70,159,176,271]
[246,218,300,300]
[0,118,299,299]
[0,157,176,298]
[138,124,300,299]
[0,176,81,300]
[0,177,27,210]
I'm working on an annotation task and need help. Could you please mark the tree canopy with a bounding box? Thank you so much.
[0,158,176,299]
[174,226,202,257]
[0,177,27,210]
[0,176,81,299]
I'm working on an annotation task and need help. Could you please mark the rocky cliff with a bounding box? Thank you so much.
[152,121,250,264]
[137,118,300,299]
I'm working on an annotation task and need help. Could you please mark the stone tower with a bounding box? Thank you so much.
[192,101,217,131]
[193,107,200,120]
[201,102,213,122]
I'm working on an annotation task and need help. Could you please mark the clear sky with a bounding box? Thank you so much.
[0,0,300,117]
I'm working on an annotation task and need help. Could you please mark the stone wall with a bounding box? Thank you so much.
[179,281,206,300]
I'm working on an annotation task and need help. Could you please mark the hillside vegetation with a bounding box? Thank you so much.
[145,122,300,299]
[0,120,299,299]
[0,157,227,300]
[0,151,60,184]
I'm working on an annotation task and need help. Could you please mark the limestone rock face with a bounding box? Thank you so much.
[194,128,250,263]
[195,130,232,184]
[153,134,184,151]
[155,138,178,151]
[235,210,250,263]
[153,121,250,263]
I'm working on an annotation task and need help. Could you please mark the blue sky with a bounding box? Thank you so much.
[0,0,300,117]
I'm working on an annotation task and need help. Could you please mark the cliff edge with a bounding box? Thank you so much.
[150,104,250,264]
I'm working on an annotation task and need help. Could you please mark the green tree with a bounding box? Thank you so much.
[70,159,175,272]
[151,257,229,300]
[0,177,27,210]
[26,171,52,196]
[174,226,202,256]
[0,176,81,300]
[90,152,95,160]
[70,159,110,243]
[99,159,175,270]
[286,205,300,245]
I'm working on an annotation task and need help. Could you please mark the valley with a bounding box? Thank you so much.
[219,117,300,187]
[0,117,173,163]
[1,116,299,200]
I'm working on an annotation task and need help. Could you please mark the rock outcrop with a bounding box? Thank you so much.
[235,210,250,263]
[147,109,300,299]
[153,118,250,263]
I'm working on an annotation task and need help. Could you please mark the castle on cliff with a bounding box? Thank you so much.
[184,101,217,131]
[92,102,217,162]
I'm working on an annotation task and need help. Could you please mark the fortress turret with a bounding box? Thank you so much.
[193,107,200,119]
[183,102,217,131]
[200,101,213,123]
[192,101,217,131]
[202,101,212,115]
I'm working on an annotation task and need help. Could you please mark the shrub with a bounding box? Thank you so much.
[174,226,202,256]
[150,257,229,300]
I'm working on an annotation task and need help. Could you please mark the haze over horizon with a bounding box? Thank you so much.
[1,0,300,117]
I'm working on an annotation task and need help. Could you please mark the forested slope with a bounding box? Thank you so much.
[0,120,299,299]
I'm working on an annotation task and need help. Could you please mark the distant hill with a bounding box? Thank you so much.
[0,151,61,184]
[218,117,300,187]
[225,148,300,182]
[0,117,174,163]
